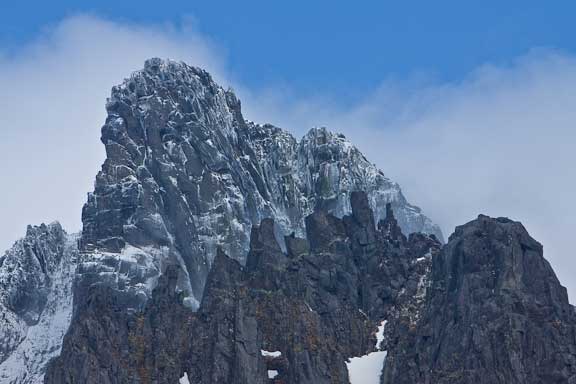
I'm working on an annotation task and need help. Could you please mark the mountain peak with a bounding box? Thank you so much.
[383,213,576,384]
[2,59,444,382]
[2,58,574,384]
[79,59,443,309]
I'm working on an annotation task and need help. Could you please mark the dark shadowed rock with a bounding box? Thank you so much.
[76,58,443,317]
[46,192,439,383]
[43,193,576,384]
[245,219,287,273]
[3,60,445,383]
[379,202,406,244]
[382,215,576,384]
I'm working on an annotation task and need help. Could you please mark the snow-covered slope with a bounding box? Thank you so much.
[0,223,78,384]
[78,58,443,310]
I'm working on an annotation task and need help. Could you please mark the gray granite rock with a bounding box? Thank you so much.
[6,59,575,384]
[1,59,443,383]
[382,215,576,384]
[46,192,439,383]
[78,58,443,311]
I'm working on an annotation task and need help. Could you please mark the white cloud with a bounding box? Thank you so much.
[1,15,574,302]
[0,14,227,254]
[281,51,576,301]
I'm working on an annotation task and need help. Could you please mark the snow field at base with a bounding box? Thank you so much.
[346,320,388,384]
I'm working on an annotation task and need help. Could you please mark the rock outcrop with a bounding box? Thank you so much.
[0,223,78,384]
[45,195,576,383]
[77,58,443,312]
[3,59,575,384]
[382,215,576,384]
[46,192,440,383]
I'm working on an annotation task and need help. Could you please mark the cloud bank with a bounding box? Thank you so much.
[0,15,226,254]
[1,15,574,301]
[317,52,576,301]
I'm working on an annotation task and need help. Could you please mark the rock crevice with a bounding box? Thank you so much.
[46,192,440,384]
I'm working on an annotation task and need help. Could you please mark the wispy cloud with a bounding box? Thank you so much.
[0,14,226,253]
[265,51,576,301]
[1,15,574,301]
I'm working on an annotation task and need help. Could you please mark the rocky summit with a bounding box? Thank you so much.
[0,59,575,383]
[78,57,442,312]
[383,216,576,384]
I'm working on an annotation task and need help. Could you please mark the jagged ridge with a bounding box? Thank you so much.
[78,58,443,311]
[383,215,576,383]
[9,59,572,384]
[0,58,443,383]
[0,223,78,384]
[46,192,441,383]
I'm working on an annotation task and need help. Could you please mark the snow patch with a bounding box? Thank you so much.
[261,349,282,358]
[179,372,191,384]
[346,351,388,384]
[346,320,388,384]
[375,320,387,350]
[183,296,200,311]
[267,370,279,379]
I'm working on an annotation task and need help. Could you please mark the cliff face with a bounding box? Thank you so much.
[382,215,576,384]
[46,192,440,384]
[46,193,576,384]
[0,59,443,383]
[78,58,443,312]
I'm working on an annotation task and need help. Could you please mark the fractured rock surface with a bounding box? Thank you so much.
[383,215,576,384]
[46,192,440,384]
[2,59,575,384]
[78,58,443,309]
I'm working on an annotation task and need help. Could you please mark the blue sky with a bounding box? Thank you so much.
[1,2,576,300]
[3,1,576,101]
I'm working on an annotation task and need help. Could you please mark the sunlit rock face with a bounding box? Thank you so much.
[78,58,443,307]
